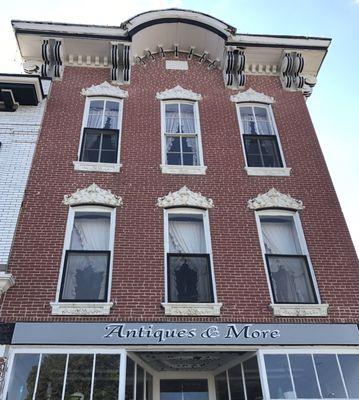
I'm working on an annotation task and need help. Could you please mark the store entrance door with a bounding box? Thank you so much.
[160,379,209,400]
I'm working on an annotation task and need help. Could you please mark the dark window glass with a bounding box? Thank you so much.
[136,365,145,400]
[338,355,359,398]
[314,354,346,398]
[80,128,119,164]
[35,354,67,400]
[264,355,294,399]
[64,354,93,400]
[244,135,282,168]
[228,364,245,400]
[146,372,153,400]
[242,357,262,400]
[289,354,321,399]
[93,354,120,400]
[125,357,135,400]
[214,372,229,400]
[7,354,39,400]
[160,380,208,400]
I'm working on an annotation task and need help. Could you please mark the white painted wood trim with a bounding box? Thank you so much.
[73,161,122,173]
[269,303,329,317]
[0,273,15,295]
[50,301,114,315]
[244,166,291,176]
[160,165,207,175]
[161,302,222,316]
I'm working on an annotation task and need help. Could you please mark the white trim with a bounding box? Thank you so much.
[50,301,114,315]
[156,85,202,101]
[254,209,322,308]
[270,303,328,317]
[163,207,218,306]
[230,88,274,104]
[81,81,128,98]
[76,96,124,169]
[244,167,291,176]
[53,205,116,310]
[160,100,205,171]
[165,60,189,70]
[161,302,222,316]
[160,164,207,175]
[73,160,122,173]
[235,103,288,173]
[248,188,303,211]
[0,273,15,295]
[157,186,213,209]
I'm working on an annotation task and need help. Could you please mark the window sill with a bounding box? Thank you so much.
[73,161,122,173]
[161,302,222,316]
[245,167,291,176]
[0,273,15,295]
[160,165,207,175]
[270,303,329,317]
[50,301,113,315]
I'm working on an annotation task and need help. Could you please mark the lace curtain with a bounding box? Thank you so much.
[87,100,119,129]
[240,106,273,136]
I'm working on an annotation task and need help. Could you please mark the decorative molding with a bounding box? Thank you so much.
[244,166,291,176]
[40,39,64,79]
[224,48,245,88]
[50,302,113,316]
[157,186,213,209]
[111,43,131,84]
[73,161,122,173]
[63,183,122,207]
[0,273,15,296]
[166,60,189,70]
[162,302,222,316]
[160,165,207,175]
[230,88,274,104]
[247,188,304,211]
[156,85,202,101]
[270,303,329,317]
[81,81,128,98]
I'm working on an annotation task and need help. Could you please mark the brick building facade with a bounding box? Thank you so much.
[0,9,358,400]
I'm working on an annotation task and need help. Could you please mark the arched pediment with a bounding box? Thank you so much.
[157,186,213,209]
[63,183,122,207]
[156,85,202,101]
[230,88,274,104]
[81,81,128,98]
[248,188,304,211]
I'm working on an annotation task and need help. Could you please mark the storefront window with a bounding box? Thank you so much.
[214,371,229,400]
[7,354,39,400]
[288,354,320,399]
[64,354,93,400]
[35,354,67,399]
[93,354,120,400]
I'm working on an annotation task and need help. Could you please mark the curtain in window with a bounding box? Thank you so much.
[261,220,300,255]
[165,106,180,133]
[103,101,119,129]
[87,100,104,128]
[254,107,273,135]
[180,105,195,133]
[169,219,206,253]
[240,107,256,135]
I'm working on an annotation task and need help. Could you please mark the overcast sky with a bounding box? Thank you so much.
[1,0,358,255]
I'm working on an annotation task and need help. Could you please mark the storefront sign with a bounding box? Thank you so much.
[10,322,359,345]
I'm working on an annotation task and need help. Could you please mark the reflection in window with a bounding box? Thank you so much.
[243,356,263,400]
[136,365,145,400]
[146,372,153,400]
[35,354,67,400]
[338,354,359,398]
[314,354,347,398]
[288,354,320,399]
[93,354,120,400]
[160,379,209,400]
[228,364,245,400]
[7,354,39,400]
[125,357,135,400]
[64,354,93,400]
[214,371,229,400]
[264,355,294,399]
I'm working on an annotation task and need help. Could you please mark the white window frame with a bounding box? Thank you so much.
[236,103,291,176]
[161,207,222,316]
[50,205,116,315]
[255,209,328,316]
[74,96,124,173]
[160,100,207,175]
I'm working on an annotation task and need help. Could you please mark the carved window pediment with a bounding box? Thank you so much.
[81,81,128,98]
[248,188,303,211]
[63,183,122,207]
[157,186,213,209]
[230,87,274,104]
[156,85,202,101]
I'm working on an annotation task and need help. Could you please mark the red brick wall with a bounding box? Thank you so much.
[1,55,358,323]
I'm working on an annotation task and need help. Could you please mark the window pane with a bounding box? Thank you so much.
[70,212,111,251]
[289,354,321,399]
[228,364,245,400]
[167,153,181,165]
[180,103,195,133]
[267,255,316,303]
[160,380,208,400]
[35,354,67,400]
[102,132,118,150]
[83,149,100,162]
[165,104,180,133]
[104,101,119,129]
[83,132,101,150]
[146,372,153,400]
[100,150,117,163]
[7,354,39,400]
[136,365,145,400]
[61,252,109,301]
[243,357,262,400]
[244,137,262,167]
[338,354,359,398]
[314,354,346,398]
[215,372,229,400]
[260,216,301,255]
[125,357,135,400]
[260,138,282,167]
[64,354,93,400]
[264,354,294,399]
[167,136,181,153]
[182,137,199,166]
[169,214,206,253]
[168,255,213,302]
[87,100,104,128]
[93,354,120,400]
[240,107,256,135]
[254,107,273,135]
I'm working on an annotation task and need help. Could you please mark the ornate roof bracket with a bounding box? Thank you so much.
[81,81,128,98]
[157,186,213,209]
[156,85,202,101]
[224,47,245,89]
[230,88,274,104]
[63,183,123,207]
[247,188,304,211]
[40,39,64,79]
[110,42,131,84]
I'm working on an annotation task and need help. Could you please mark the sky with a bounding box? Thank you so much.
[0,0,358,255]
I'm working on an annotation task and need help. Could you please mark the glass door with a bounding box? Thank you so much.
[160,379,209,400]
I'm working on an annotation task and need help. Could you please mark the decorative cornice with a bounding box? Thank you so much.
[156,85,202,101]
[247,188,304,211]
[81,81,128,98]
[0,273,15,296]
[63,183,122,207]
[230,87,274,104]
[157,186,213,209]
